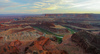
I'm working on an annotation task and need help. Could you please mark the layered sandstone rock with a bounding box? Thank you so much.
[71,30,100,54]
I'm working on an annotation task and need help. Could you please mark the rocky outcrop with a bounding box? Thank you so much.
[0,40,22,54]
[10,40,22,47]
[71,30,100,54]
[0,24,3,27]
[25,36,68,54]
[0,37,3,40]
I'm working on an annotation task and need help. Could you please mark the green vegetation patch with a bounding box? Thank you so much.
[33,27,63,43]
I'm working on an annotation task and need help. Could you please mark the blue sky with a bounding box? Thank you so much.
[0,0,100,14]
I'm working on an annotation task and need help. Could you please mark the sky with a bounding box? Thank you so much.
[0,0,100,14]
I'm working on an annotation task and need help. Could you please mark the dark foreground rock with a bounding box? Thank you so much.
[71,30,100,54]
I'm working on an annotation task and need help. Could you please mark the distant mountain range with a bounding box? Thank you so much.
[0,13,100,19]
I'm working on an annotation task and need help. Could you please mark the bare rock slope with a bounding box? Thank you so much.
[71,30,100,54]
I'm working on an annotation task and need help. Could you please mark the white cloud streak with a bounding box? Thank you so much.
[0,0,100,13]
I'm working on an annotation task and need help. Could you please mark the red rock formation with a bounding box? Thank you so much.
[2,27,35,34]
[15,28,34,32]
[0,44,19,54]
[41,22,55,28]
[0,37,3,40]
[33,37,50,50]
[0,25,22,31]
[26,36,68,54]
[10,40,22,47]
[41,50,68,54]
[0,40,22,54]
[0,18,13,24]
[67,23,93,28]
[0,24,3,27]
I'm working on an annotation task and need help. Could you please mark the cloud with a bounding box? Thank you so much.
[32,0,100,13]
[33,0,74,10]
[22,7,27,9]
[42,5,60,10]
[67,0,100,11]
[34,2,47,7]
[0,0,29,10]
[31,6,40,8]
[26,9,39,12]
[0,0,10,3]
[0,0,100,14]
[42,0,57,2]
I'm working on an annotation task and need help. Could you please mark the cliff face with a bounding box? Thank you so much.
[71,30,100,54]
